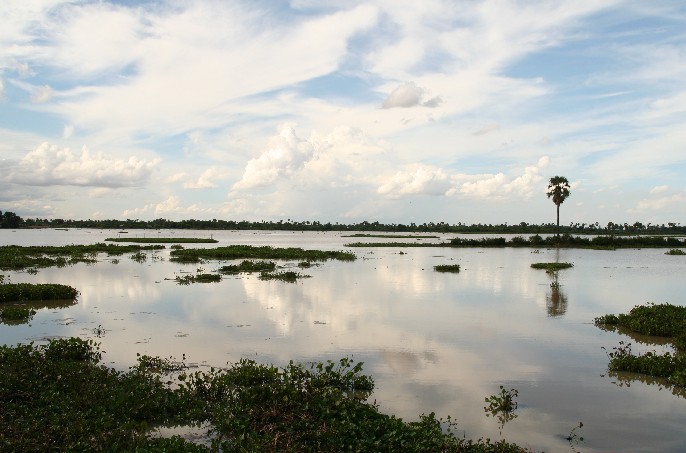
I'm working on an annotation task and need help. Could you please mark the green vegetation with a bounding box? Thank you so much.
[530,262,574,271]
[218,260,276,274]
[595,303,686,387]
[175,273,222,285]
[0,283,79,303]
[0,338,524,452]
[343,234,440,239]
[346,242,441,248]
[170,245,356,263]
[546,176,571,237]
[258,271,310,283]
[106,237,218,243]
[0,244,165,270]
[666,249,686,255]
[434,264,461,273]
[484,386,518,434]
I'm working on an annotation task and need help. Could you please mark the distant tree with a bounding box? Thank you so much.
[546,176,571,238]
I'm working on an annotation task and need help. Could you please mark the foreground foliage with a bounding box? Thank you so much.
[0,338,526,452]
[595,303,686,387]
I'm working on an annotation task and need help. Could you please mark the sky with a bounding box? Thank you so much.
[1,0,685,226]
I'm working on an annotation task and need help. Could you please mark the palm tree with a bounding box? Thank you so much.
[546,176,571,238]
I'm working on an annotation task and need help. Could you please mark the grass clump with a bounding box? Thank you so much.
[665,249,686,255]
[0,244,164,270]
[530,262,574,271]
[0,339,525,452]
[258,271,310,283]
[0,283,79,303]
[170,245,356,263]
[106,237,218,243]
[595,303,686,386]
[218,260,276,274]
[175,273,222,285]
[434,264,461,273]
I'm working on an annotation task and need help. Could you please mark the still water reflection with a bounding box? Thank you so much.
[1,229,686,452]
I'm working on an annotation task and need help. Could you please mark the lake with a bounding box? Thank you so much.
[1,228,685,452]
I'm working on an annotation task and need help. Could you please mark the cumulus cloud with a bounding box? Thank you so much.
[377,164,452,198]
[232,125,314,191]
[630,192,686,213]
[452,156,549,199]
[650,185,669,194]
[7,142,159,188]
[184,166,230,189]
[382,82,443,109]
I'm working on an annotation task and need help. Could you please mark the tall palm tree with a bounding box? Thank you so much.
[546,176,571,238]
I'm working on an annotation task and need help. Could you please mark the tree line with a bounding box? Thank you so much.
[1,211,683,235]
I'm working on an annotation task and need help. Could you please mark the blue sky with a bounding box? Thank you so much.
[1,0,685,225]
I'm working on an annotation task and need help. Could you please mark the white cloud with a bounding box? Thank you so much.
[232,125,314,191]
[377,164,451,198]
[382,82,442,109]
[183,166,230,189]
[155,196,182,215]
[453,156,549,199]
[7,142,159,188]
[31,85,53,103]
[630,192,686,213]
[650,185,669,195]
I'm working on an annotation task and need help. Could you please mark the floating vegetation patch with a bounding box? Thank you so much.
[258,271,310,283]
[170,245,356,262]
[0,244,164,270]
[530,262,574,271]
[345,242,441,248]
[343,234,439,239]
[174,273,222,285]
[0,283,79,303]
[434,264,461,273]
[218,260,276,274]
[130,251,147,263]
[106,237,218,243]
[595,303,686,388]
[0,339,526,452]
[665,249,686,255]
[298,261,312,268]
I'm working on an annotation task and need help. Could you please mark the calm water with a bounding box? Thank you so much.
[2,229,686,452]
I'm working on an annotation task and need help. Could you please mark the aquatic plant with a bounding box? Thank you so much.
[434,264,461,273]
[0,339,525,452]
[665,249,686,255]
[217,260,276,274]
[174,273,222,285]
[170,245,356,262]
[530,262,574,271]
[0,244,164,270]
[0,283,79,303]
[106,237,218,243]
[258,271,310,283]
[484,386,518,435]
[130,251,147,263]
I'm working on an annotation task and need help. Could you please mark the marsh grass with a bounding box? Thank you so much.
[170,245,356,262]
[434,264,461,273]
[175,273,222,285]
[258,270,310,283]
[106,237,218,243]
[0,244,164,270]
[596,303,686,387]
[0,283,79,303]
[343,234,439,239]
[217,260,276,274]
[530,262,574,271]
[665,249,686,255]
[0,338,525,452]
[0,306,36,323]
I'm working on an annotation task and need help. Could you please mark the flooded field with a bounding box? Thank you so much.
[2,229,686,452]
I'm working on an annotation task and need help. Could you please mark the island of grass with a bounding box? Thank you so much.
[0,244,165,271]
[0,337,524,452]
[595,303,686,387]
[0,283,79,303]
[105,237,218,243]
[0,306,36,323]
[346,234,686,250]
[258,270,310,283]
[218,260,276,274]
[530,262,574,271]
[665,249,686,255]
[434,264,461,273]
[342,233,439,239]
[174,273,222,285]
[170,245,356,264]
